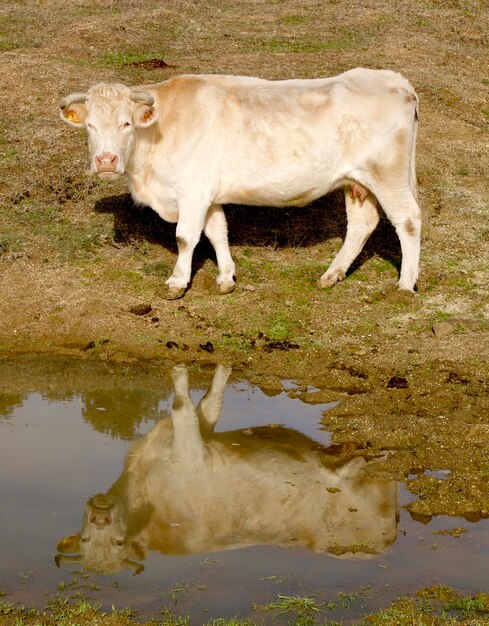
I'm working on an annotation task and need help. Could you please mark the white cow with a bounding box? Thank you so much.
[60,69,421,299]
[56,365,399,575]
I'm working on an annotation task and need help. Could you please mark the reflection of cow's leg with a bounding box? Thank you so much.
[170,364,204,463]
[197,365,232,434]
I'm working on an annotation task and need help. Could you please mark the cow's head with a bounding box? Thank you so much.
[60,83,157,178]
[56,492,146,574]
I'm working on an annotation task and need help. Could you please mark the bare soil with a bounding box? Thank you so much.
[0,0,488,520]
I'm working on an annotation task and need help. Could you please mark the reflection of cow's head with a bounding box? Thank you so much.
[56,493,146,574]
[59,83,157,179]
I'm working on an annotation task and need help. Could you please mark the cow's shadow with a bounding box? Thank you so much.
[94,192,402,278]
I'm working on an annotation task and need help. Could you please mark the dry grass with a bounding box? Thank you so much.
[1,0,488,359]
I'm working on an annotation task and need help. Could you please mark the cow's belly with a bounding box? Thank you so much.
[220,186,322,208]
[216,174,333,208]
[215,144,340,207]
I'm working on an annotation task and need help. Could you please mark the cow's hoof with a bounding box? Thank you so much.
[164,287,186,300]
[218,281,236,295]
[318,270,345,288]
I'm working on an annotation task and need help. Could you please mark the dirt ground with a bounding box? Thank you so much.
[0,0,488,521]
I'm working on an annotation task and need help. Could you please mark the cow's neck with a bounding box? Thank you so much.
[126,125,160,181]
[107,462,150,518]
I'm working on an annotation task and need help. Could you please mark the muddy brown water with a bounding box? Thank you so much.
[0,359,487,624]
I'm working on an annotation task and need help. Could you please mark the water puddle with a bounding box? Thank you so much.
[0,360,487,623]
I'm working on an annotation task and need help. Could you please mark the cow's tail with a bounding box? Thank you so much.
[410,91,420,201]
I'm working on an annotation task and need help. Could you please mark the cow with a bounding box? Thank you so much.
[59,69,421,299]
[56,364,399,575]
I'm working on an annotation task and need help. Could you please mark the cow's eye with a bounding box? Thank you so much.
[121,121,131,130]
[112,538,124,546]
[81,537,89,543]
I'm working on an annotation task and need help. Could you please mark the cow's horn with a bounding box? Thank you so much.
[55,554,82,568]
[123,559,145,575]
[60,93,88,110]
[130,91,154,106]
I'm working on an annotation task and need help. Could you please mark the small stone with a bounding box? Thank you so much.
[243,284,256,292]
[166,341,178,350]
[387,375,409,389]
[129,303,152,316]
[432,321,454,339]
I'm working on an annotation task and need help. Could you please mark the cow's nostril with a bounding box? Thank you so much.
[94,152,119,171]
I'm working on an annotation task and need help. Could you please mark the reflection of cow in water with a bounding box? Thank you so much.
[56,365,399,574]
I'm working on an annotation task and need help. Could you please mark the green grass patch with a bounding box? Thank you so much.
[266,314,292,341]
[280,14,310,26]
[74,4,121,16]
[205,617,254,626]
[141,261,171,276]
[0,30,23,52]
[103,267,144,285]
[257,593,324,623]
[280,263,323,286]
[444,593,489,619]
[1,587,488,625]
[100,50,168,69]
[0,234,22,259]
[217,334,254,354]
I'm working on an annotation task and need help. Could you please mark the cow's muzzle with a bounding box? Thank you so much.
[93,152,121,178]
[89,510,112,528]
[87,493,115,527]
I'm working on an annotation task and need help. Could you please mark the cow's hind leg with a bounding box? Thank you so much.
[319,188,379,288]
[204,204,236,294]
[374,187,421,291]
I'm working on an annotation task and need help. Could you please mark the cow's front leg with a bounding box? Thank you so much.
[204,204,236,294]
[165,206,207,300]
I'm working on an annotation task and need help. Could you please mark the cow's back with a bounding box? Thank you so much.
[141,70,416,207]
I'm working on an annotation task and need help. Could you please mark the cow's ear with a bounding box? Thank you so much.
[60,103,87,128]
[128,539,147,561]
[57,534,81,554]
[133,104,157,128]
